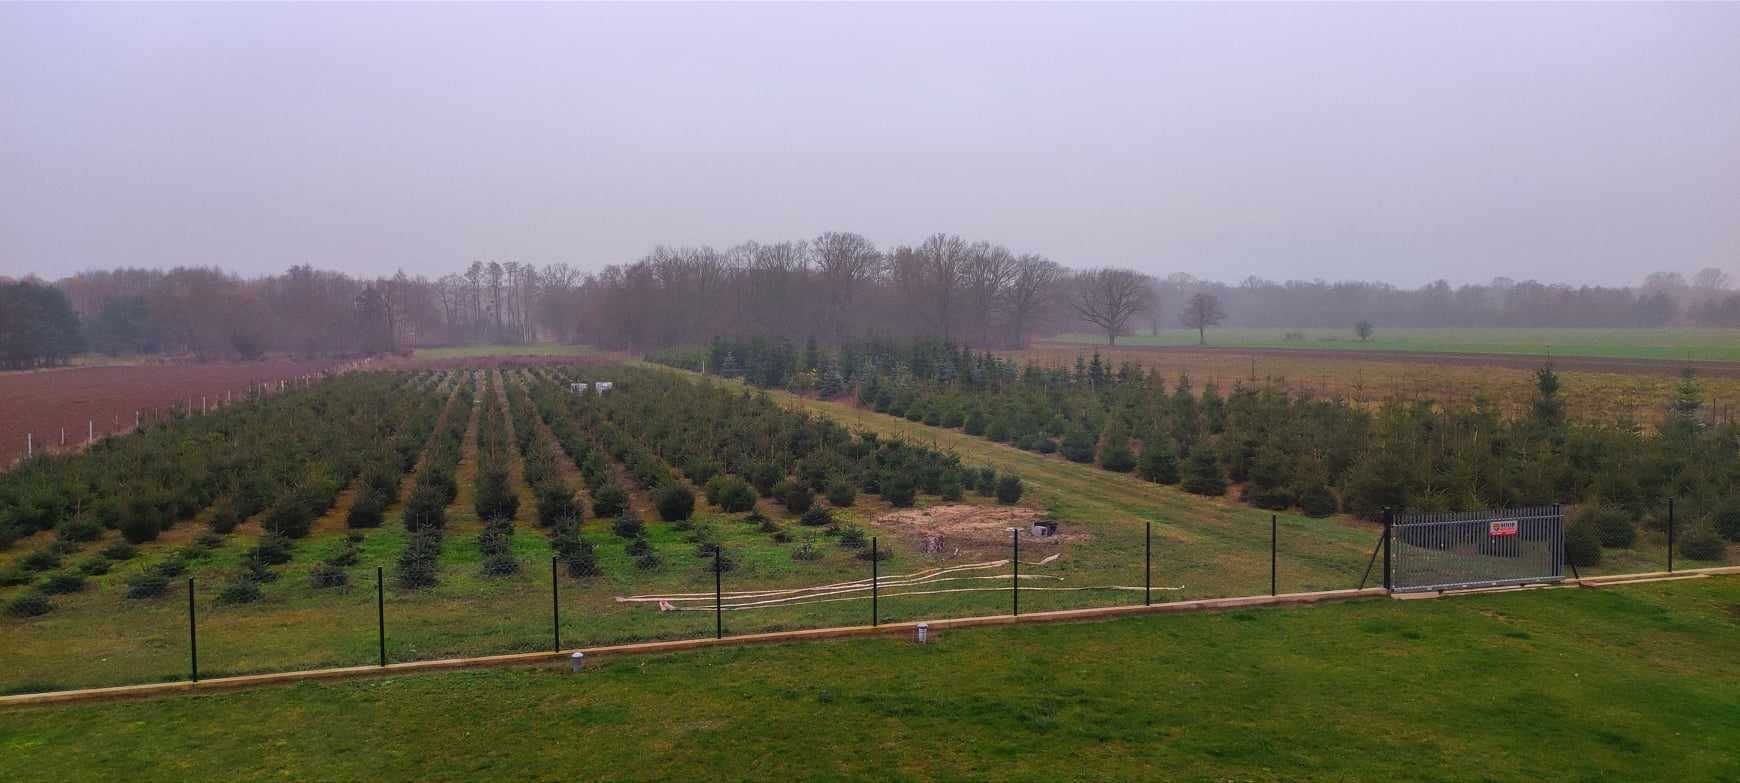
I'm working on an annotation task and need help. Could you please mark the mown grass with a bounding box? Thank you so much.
[1051,327,1740,362]
[3,577,1736,782]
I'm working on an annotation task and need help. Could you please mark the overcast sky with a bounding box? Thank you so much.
[2,2,1736,288]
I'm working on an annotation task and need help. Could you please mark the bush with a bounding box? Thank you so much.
[635,551,663,571]
[781,483,816,515]
[1580,506,1637,549]
[792,537,824,561]
[1246,485,1294,511]
[800,507,833,527]
[19,549,61,573]
[656,484,696,522]
[152,558,188,578]
[625,535,653,557]
[825,480,857,508]
[347,491,387,529]
[6,591,52,618]
[309,562,348,588]
[207,503,242,534]
[250,534,295,566]
[995,475,1024,505]
[56,515,104,544]
[1564,522,1602,568]
[1678,526,1726,561]
[856,545,892,561]
[536,486,579,528]
[194,531,225,550]
[1182,450,1227,497]
[125,572,171,599]
[590,485,628,518]
[1099,440,1137,473]
[939,473,964,501]
[480,553,521,577]
[612,512,645,539]
[218,579,263,605]
[76,557,111,576]
[403,484,448,531]
[119,508,162,545]
[39,571,86,595]
[875,475,915,508]
[1059,429,1097,463]
[1297,484,1337,517]
[0,567,32,587]
[714,478,757,513]
[100,541,138,561]
[838,525,867,550]
[1714,503,1740,542]
[241,558,279,584]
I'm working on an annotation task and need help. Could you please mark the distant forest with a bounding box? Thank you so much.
[1,232,1737,366]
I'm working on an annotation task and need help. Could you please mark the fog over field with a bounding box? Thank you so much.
[2,2,1737,287]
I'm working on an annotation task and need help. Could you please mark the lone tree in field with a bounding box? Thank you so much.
[1072,267,1151,346]
[1179,292,1226,345]
[1355,320,1374,341]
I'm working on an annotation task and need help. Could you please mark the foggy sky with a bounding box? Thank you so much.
[2,2,1737,288]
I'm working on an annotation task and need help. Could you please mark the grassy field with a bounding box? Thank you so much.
[411,343,595,360]
[2,576,1735,782]
[1052,327,1740,362]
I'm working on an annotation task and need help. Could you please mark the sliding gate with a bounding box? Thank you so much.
[1388,506,1565,593]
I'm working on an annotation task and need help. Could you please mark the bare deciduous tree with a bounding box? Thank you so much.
[1180,292,1227,345]
[1004,254,1059,348]
[813,231,882,339]
[1072,267,1151,346]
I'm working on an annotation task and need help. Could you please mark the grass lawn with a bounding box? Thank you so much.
[412,343,595,360]
[1050,327,1740,362]
[3,576,1736,782]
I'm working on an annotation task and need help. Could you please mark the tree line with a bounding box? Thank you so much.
[2,234,1735,365]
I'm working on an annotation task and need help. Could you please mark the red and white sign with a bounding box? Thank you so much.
[1489,520,1519,537]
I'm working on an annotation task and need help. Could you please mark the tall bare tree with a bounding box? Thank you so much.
[1072,267,1151,345]
[812,231,882,339]
[1180,291,1227,345]
[1003,254,1059,348]
[918,233,968,339]
[962,242,1015,346]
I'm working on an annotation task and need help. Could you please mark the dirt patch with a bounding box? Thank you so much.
[874,504,1083,557]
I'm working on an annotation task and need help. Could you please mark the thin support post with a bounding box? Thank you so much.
[1144,522,1152,607]
[1270,514,1278,597]
[376,566,386,666]
[1011,529,1020,617]
[1667,497,1675,573]
[1357,529,1385,590]
[187,578,199,683]
[1382,507,1394,592]
[714,550,723,640]
[871,537,879,627]
[551,556,561,651]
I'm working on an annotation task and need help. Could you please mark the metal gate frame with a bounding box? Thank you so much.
[1386,506,1565,593]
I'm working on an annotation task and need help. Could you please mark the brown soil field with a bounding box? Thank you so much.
[0,358,339,467]
[1012,343,1740,426]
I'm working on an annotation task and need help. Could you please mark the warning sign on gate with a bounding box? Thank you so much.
[1489,520,1519,537]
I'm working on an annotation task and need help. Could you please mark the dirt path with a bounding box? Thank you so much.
[489,369,539,527]
[451,372,485,518]
[510,373,592,514]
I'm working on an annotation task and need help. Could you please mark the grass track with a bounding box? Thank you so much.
[2,577,1736,782]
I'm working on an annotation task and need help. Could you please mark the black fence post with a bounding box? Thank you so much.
[1011,528,1020,617]
[871,537,879,627]
[187,578,198,683]
[1144,522,1152,607]
[714,549,723,640]
[376,566,386,667]
[1271,514,1278,597]
[1667,497,1675,573]
[1382,507,1394,592]
[551,556,561,652]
